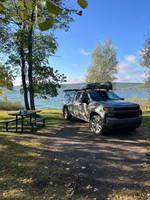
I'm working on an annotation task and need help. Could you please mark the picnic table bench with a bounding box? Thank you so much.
[28,116,47,132]
[1,117,22,132]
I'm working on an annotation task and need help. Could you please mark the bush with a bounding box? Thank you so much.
[144,93,150,108]
[128,96,145,106]
[128,93,150,108]
[0,100,23,110]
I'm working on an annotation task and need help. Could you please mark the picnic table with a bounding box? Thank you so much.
[1,110,47,132]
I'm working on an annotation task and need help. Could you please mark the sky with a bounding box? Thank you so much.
[14,0,150,85]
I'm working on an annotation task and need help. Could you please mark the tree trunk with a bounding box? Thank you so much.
[21,43,30,110]
[28,27,35,110]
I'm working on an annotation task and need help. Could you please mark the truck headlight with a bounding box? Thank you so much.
[103,107,114,111]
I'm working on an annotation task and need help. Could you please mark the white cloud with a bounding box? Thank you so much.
[124,55,138,63]
[79,48,91,56]
[66,77,85,84]
[116,55,145,82]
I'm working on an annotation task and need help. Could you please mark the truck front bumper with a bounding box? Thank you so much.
[103,116,142,130]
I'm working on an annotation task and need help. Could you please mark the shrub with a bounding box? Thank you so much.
[128,93,150,108]
[143,93,150,108]
[128,96,145,106]
[0,100,23,110]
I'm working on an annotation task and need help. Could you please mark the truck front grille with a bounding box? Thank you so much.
[107,107,141,119]
[114,111,140,119]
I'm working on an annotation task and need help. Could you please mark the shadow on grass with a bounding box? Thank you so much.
[0,133,73,200]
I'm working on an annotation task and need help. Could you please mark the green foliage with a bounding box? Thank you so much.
[78,0,88,9]
[0,1,5,14]
[128,96,145,107]
[38,17,54,31]
[0,0,74,109]
[46,0,63,16]
[144,93,150,108]
[0,64,14,98]
[0,100,23,110]
[139,33,150,86]
[127,94,150,108]
[33,66,66,99]
[85,39,118,83]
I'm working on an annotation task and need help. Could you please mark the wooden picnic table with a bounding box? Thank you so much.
[8,110,41,132]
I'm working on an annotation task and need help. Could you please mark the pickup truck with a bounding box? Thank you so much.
[63,82,142,135]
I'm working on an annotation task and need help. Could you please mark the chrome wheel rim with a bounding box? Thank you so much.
[64,109,68,119]
[90,115,102,134]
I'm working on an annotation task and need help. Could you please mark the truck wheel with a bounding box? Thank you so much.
[89,114,103,135]
[63,107,72,120]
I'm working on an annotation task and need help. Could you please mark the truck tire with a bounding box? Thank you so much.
[63,107,72,120]
[89,114,103,135]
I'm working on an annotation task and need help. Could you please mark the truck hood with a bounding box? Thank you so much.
[94,100,140,108]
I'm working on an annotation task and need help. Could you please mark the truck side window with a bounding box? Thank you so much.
[75,92,82,102]
[64,92,76,103]
[82,92,89,103]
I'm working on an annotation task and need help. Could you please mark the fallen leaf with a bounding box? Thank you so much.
[86,185,92,189]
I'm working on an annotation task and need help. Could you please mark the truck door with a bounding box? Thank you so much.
[72,92,82,118]
[80,92,90,121]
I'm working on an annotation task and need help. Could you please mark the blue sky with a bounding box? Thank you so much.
[14,0,150,85]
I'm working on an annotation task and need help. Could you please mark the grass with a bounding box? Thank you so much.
[111,187,150,200]
[142,108,150,128]
[0,109,77,200]
[0,108,150,200]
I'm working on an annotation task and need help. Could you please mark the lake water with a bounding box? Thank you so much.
[3,87,150,109]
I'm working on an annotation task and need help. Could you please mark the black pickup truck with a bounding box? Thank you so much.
[63,82,142,135]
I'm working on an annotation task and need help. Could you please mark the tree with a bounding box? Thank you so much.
[139,34,150,87]
[0,0,87,110]
[0,64,14,99]
[85,39,118,83]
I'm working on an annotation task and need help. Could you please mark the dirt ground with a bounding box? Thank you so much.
[39,121,150,200]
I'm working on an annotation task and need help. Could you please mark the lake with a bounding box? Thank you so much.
[3,87,150,109]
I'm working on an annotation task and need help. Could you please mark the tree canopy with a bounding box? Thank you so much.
[0,64,14,98]
[139,34,150,86]
[0,0,88,110]
[85,39,118,83]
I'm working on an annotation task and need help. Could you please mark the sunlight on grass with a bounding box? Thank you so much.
[111,187,150,200]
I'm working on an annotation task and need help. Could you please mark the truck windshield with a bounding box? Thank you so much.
[89,91,120,101]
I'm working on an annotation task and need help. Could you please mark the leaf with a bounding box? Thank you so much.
[40,1,45,7]
[38,18,54,31]
[78,0,88,9]
[46,0,63,16]
[86,185,92,189]
[0,9,5,14]
[0,2,5,10]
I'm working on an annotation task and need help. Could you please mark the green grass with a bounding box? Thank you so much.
[142,108,150,128]
[0,108,150,200]
[0,109,76,200]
